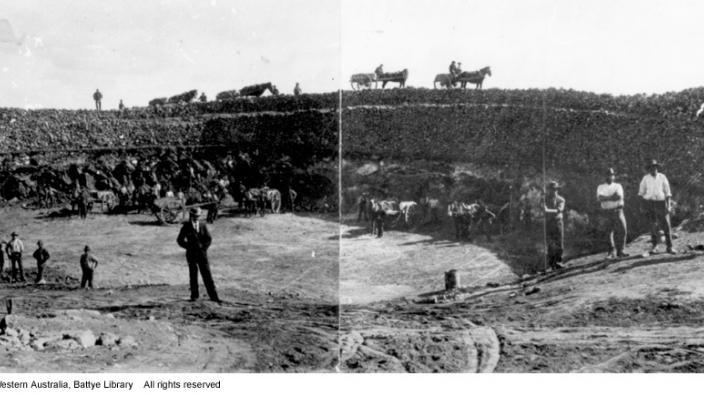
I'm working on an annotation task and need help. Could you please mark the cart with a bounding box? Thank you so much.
[350,70,408,90]
[153,197,217,225]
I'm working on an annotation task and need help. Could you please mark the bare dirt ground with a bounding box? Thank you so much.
[5,206,704,373]
[0,207,339,372]
[340,215,704,372]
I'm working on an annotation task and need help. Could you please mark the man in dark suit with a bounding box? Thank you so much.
[177,207,221,304]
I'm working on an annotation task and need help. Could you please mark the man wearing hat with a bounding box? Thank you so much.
[93,89,103,111]
[369,198,386,238]
[597,168,629,259]
[33,240,50,285]
[543,181,566,270]
[638,159,675,254]
[177,207,221,303]
[79,245,99,288]
[5,232,25,283]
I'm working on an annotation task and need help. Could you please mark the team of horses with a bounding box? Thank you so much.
[357,193,510,241]
[213,82,280,101]
[433,66,492,89]
[350,66,491,90]
[237,185,297,217]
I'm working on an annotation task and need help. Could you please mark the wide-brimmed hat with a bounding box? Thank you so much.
[84,245,90,252]
[546,181,561,190]
[647,159,662,170]
[606,168,616,176]
[189,207,203,217]
[10,232,18,237]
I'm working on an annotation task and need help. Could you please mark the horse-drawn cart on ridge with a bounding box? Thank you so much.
[350,69,409,90]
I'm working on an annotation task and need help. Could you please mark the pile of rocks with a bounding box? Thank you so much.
[0,313,137,352]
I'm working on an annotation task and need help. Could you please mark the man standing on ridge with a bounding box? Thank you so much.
[293,82,302,96]
[597,168,629,259]
[93,89,103,111]
[639,159,676,255]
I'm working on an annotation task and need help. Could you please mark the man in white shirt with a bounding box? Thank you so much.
[597,168,628,259]
[638,159,675,254]
[5,231,25,283]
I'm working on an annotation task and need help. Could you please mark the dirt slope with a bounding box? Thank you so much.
[340,216,704,372]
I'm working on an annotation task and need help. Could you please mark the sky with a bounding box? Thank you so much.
[1,0,703,109]
[0,0,340,109]
[342,0,704,95]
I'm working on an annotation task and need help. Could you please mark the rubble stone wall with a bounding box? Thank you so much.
[0,109,203,153]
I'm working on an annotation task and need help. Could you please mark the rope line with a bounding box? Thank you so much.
[542,94,548,273]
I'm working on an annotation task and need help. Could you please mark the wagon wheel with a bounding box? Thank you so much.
[160,207,179,224]
[160,199,184,224]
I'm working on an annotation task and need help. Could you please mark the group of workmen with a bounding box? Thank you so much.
[0,232,97,288]
[0,232,47,284]
[542,159,676,271]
